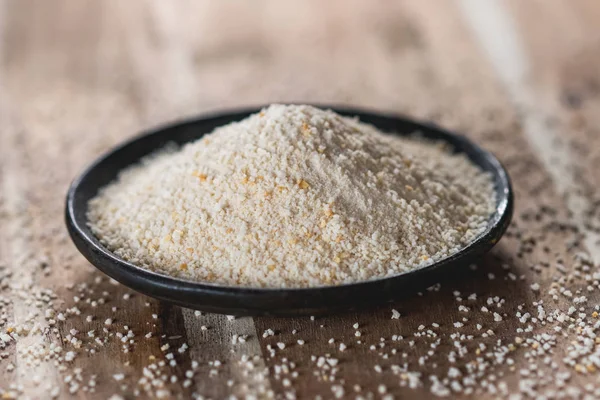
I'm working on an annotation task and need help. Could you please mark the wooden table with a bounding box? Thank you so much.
[2,1,600,398]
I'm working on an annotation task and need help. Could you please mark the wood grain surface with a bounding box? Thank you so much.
[1,1,600,399]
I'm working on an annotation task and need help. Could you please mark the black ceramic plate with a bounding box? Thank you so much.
[66,105,513,316]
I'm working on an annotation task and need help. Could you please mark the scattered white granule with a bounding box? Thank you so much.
[263,329,275,338]
[88,105,496,288]
[391,309,401,319]
[331,385,345,399]
[113,373,125,381]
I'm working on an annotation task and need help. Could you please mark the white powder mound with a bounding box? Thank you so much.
[88,105,496,288]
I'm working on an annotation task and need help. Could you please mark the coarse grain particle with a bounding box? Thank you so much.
[263,329,275,338]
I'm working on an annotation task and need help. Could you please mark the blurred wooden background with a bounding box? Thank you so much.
[1,0,600,398]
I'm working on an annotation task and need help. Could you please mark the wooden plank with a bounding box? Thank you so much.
[461,0,600,262]
[248,1,586,397]
[504,0,600,256]
[456,0,600,397]
[0,1,197,398]
[182,312,271,398]
[110,3,274,398]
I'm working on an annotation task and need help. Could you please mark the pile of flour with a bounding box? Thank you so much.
[88,105,496,288]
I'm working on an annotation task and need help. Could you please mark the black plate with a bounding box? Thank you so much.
[65,105,513,316]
